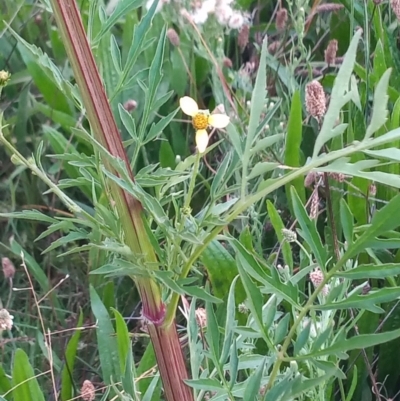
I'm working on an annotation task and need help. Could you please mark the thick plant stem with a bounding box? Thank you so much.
[48,1,194,399]
[147,322,193,401]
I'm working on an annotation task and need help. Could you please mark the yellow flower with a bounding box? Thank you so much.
[179,96,230,153]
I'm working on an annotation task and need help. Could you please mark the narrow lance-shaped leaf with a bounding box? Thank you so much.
[285,90,305,206]
[300,327,400,358]
[335,264,400,279]
[313,30,362,157]
[364,68,391,140]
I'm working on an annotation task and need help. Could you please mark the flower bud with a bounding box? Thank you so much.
[167,28,180,47]
[123,99,137,112]
[305,80,326,119]
[2,257,15,279]
[0,70,11,87]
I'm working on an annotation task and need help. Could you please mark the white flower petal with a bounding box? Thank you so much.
[208,114,230,129]
[180,96,199,117]
[195,129,209,153]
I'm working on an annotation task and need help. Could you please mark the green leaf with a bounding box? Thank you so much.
[291,187,327,268]
[220,276,239,365]
[345,365,358,401]
[119,104,137,139]
[184,378,224,391]
[112,309,130,374]
[313,30,362,157]
[12,349,45,401]
[232,239,298,306]
[93,0,142,44]
[266,200,293,269]
[301,327,400,358]
[250,134,283,155]
[274,314,290,345]
[248,162,279,180]
[365,69,391,140]
[61,310,84,401]
[183,286,223,303]
[0,210,57,224]
[247,37,268,148]
[345,193,400,259]
[0,365,11,400]
[211,152,233,199]
[144,108,179,144]
[226,124,243,156]
[206,301,220,361]
[236,254,273,348]
[112,0,159,97]
[282,374,333,401]
[340,199,354,246]
[363,147,400,162]
[110,34,122,72]
[315,287,400,313]
[285,90,305,206]
[9,32,72,114]
[243,358,266,401]
[153,271,222,303]
[201,240,244,302]
[294,320,311,355]
[335,263,400,279]
[229,340,239,389]
[90,286,121,384]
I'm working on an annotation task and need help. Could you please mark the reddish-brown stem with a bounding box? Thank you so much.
[48,1,194,399]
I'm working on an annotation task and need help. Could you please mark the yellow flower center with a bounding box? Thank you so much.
[192,113,209,130]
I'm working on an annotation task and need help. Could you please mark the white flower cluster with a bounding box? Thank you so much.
[190,0,248,29]
[0,309,14,331]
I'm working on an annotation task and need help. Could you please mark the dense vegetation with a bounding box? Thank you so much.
[2,0,400,400]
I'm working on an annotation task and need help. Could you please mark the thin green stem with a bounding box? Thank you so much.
[184,152,201,212]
